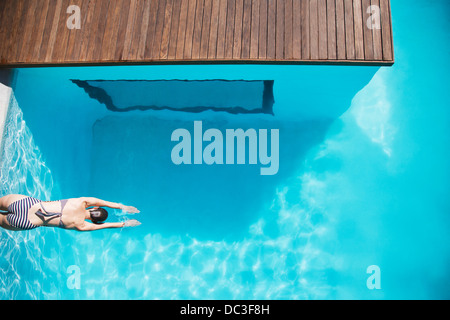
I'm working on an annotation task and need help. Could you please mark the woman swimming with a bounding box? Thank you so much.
[0,194,141,231]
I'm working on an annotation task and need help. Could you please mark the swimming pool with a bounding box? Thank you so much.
[1,0,449,300]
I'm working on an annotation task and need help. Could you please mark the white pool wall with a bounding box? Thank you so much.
[0,83,12,157]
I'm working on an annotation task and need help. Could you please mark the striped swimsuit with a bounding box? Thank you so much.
[6,197,41,230]
[6,197,67,230]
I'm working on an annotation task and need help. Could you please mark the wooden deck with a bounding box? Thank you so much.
[0,0,394,67]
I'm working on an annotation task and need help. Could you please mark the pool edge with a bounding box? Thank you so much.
[0,83,12,159]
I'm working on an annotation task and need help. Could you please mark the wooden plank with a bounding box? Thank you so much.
[388,0,394,61]
[114,0,132,60]
[9,0,27,62]
[160,0,174,59]
[122,0,138,60]
[92,0,111,62]
[144,0,160,60]
[191,0,204,59]
[284,0,293,59]
[151,0,167,59]
[58,0,77,61]
[249,0,260,59]
[215,0,228,59]
[292,0,301,59]
[183,0,197,59]
[300,0,310,60]
[138,0,152,60]
[0,1,15,62]
[371,0,383,60]
[241,0,252,59]
[2,0,17,61]
[12,0,31,62]
[69,0,92,62]
[258,0,268,59]
[310,0,319,60]
[18,0,38,62]
[199,0,212,59]
[318,0,328,60]
[362,0,374,61]
[85,0,105,61]
[335,0,346,59]
[44,0,64,62]
[353,0,365,60]
[266,0,276,59]
[168,0,182,59]
[0,0,9,61]
[380,0,393,61]
[224,0,235,59]
[0,1,6,19]
[207,0,220,58]
[326,0,337,59]
[81,0,97,61]
[275,0,284,59]
[128,0,145,60]
[100,0,120,61]
[176,0,189,59]
[65,0,85,62]
[233,0,244,59]
[56,0,75,62]
[344,0,355,60]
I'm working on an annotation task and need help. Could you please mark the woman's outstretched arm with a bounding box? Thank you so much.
[80,197,140,213]
[76,219,141,231]
[76,221,125,231]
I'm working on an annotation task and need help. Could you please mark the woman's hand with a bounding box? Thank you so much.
[120,205,140,214]
[123,219,141,227]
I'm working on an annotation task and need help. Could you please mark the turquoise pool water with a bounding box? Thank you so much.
[1,1,449,300]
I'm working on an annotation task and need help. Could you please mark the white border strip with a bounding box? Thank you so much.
[0,83,12,155]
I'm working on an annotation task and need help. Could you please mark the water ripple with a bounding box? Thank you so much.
[0,94,61,300]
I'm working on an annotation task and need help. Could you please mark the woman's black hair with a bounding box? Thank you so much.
[90,207,108,224]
